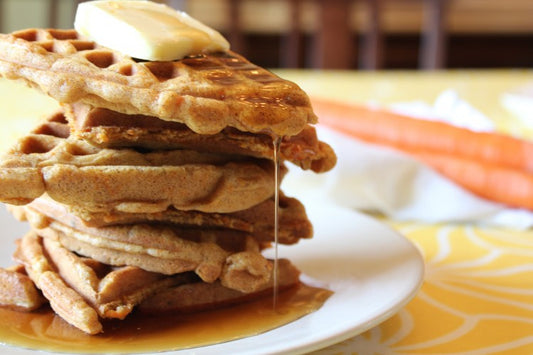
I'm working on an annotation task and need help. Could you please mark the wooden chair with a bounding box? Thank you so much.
[226,0,306,68]
[227,0,383,70]
[184,0,446,70]
[359,0,448,70]
[311,0,354,69]
[313,0,449,69]
[419,0,447,69]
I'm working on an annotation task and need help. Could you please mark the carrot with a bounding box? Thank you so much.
[311,97,533,173]
[408,149,533,210]
[310,97,533,210]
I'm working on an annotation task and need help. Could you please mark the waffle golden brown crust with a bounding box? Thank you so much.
[0,28,317,136]
[40,236,193,320]
[0,265,45,311]
[16,204,275,292]
[14,232,196,333]
[65,103,337,173]
[0,112,279,213]
[139,259,300,314]
[13,231,300,334]
[15,232,102,334]
[25,193,312,245]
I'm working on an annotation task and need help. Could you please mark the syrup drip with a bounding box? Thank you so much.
[272,135,282,308]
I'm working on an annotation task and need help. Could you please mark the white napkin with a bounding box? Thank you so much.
[283,91,533,229]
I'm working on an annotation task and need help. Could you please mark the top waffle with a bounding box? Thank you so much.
[0,28,317,136]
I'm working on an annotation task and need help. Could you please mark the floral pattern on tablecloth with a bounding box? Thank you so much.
[313,222,533,354]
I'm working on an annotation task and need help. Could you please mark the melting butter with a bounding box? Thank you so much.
[74,0,230,61]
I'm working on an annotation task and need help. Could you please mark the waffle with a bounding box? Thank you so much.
[15,232,102,334]
[139,258,300,314]
[65,103,337,173]
[16,204,274,291]
[13,231,300,334]
[0,28,316,136]
[16,232,193,320]
[0,111,279,213]
[24,193,312,245]
[0,264,45,311]
[14,232,194,333]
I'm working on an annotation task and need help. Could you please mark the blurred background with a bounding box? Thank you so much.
[0,0,532,70]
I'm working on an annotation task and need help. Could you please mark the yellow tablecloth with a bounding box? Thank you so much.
[1,70,533,354]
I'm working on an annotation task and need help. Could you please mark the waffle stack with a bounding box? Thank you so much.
[0,28,336,334]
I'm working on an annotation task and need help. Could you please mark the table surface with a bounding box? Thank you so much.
[1,70,533,354]
[279,69,533,355]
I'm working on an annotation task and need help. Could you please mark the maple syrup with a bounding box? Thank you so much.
[0,283,331,353]
[272,136,282,307]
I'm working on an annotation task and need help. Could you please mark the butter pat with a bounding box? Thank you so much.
[74,0,230,61]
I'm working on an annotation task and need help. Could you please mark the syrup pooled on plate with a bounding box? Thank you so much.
[0,283,331,353]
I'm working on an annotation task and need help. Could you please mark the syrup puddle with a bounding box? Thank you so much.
[0,283,332,353]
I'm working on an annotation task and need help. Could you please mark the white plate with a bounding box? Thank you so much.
[0,196,424,354]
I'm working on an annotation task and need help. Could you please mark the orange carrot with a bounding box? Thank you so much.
[311,97,533,210]
[311,97,533,173]
[408,149,533,210]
